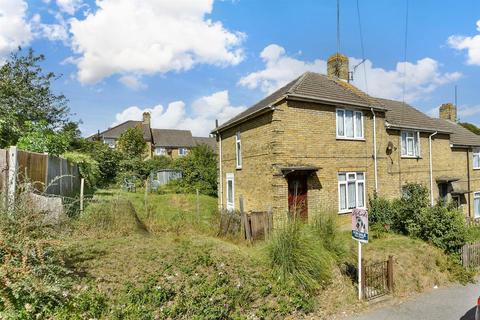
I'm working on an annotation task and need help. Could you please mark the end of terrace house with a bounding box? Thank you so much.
[212,52,480,220]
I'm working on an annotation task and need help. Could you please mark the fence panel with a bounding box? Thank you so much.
[362,256,394,300]
[459,242,480,268]
[17,150,48,191]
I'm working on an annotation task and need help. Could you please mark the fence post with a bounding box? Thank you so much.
[240,195,251,242]
[80,178,84,213]
[387,255,394,292]
[7,146,18,212]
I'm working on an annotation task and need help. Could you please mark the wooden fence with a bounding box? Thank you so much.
[0,147,81,203]
[459,242,480,268]
[362,256,394,300]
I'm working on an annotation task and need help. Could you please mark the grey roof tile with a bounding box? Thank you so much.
[152,129,195,148]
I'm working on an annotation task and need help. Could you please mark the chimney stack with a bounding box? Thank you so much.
[327,53,349,81]
[439,103,457,122]
[142,112,151,126]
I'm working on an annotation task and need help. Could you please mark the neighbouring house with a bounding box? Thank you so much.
[91,112,216,159]
[212,52,480,221]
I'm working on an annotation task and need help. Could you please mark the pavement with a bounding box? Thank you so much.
[351,280,480,320]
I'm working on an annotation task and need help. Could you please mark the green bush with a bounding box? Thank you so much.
[266,220,333,292]
[63,151,100,188]
[309,211,348,263]
[368,193,394,229]
[395,183,430,234]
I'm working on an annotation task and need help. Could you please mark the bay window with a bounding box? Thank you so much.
[338,172,365,213]
[336,109,363,139]
[401,131,420,157]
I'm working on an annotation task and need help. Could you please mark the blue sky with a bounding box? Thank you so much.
[2,0,480,136]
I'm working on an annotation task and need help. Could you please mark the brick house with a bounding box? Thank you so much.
[92,112,216,159]
[212,53,480,220]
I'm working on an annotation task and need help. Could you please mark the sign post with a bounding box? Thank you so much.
[352,208,368,300]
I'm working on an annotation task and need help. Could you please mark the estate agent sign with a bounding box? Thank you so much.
[352,208,368,243]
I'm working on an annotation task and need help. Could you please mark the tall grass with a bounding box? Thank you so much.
[266,219,333,292]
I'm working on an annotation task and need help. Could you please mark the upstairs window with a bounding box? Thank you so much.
[338,172,365,213]
[473,148,480,169]
[235,130,242,169]
[401,131,420,157]
[155,147,167,156]
[103,138,116,148]
[178,148,188,156]
[336,109,363,139]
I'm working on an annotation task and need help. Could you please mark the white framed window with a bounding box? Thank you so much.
[338,172,366,213]
[474,192,480,218]
[178,148,188,156]
[336,109,363,139]
[473,148,480,169]
[401,131,421,157]
[155,147,167,156]
[103,138,116,148]
[226,173,234,211]
[235,130,242,169]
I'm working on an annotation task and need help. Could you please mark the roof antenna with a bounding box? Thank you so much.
[336,0,340,54]
[455,85,458,107]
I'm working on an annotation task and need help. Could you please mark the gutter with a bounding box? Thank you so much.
[385,122,452,134]
[371,107,378,193]
[467,148,472,218]
[286,93,387,111]
[429,131,438,206]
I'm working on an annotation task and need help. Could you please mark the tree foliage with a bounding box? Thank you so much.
[117,127,147,159]
[0,48,70,148]
[459,122,480,135]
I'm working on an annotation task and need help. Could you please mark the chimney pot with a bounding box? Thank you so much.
[439,103,457,122]
[142,112,151,126]
[327,53,349,81]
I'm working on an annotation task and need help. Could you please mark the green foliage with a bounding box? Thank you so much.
[266,220,333,293]
[459,122,480,135]
[368,192,394,229]
[409,206,467,253]
[117,126,147,159]
[172,144,217,196]
[144,155,173,173]
[309,211,348,262]
[62,151,100,188]
[77,140,123,187]
[0,48,70,148]
[369,183,468,253]
[17,120,77,156]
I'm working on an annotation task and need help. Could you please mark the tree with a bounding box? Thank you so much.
[459,122,480,135]
[117,126,147,159]
[173,144,217,196]
[0,48,70,148]
[17,121,77,156]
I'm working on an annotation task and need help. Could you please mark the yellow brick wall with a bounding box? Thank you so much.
[218,98,480,219]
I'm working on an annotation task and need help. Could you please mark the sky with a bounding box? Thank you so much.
[2,0,480,137]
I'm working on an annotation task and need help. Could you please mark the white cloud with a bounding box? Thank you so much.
[239,44,461,103]
[238,44,326,94]
[69,0,245,85]
[113,90,246,136]
[118,75,147,91]
[32,13,69,43]
[56,0,83,15]
[0,0,33,62]
[448,20,480,65]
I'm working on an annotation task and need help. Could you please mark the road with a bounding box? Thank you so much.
[351,280,480,320]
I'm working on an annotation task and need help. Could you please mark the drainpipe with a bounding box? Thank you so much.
[467,148,471,218]
[218,131,223,210]
[429,131,438,206]
[370,108,378,192]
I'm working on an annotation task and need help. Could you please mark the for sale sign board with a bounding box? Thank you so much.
[352,208,368,243]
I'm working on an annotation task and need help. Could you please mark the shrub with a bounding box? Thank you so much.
[63,151,100,188]
[411,205,467,253]
[117,126,147,159]
[394,183,430,234]
[266,220,333,292]
[368,193,394,229]
[309,210,348,263]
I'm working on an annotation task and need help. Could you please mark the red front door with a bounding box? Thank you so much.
[288,174,308,219]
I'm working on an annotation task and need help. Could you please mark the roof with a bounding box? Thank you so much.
[193,136,217,150]
[151,129,195,148]
[431,118,480,147]
[214,72,387,132]
[96,120,152,141]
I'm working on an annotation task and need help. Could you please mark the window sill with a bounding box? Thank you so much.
[336,137,365,141]
[236,166,242,170]
[401,155,422,159]
[338,208,366,214]
[473,167,480,170]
